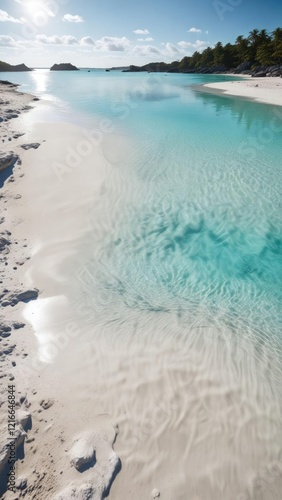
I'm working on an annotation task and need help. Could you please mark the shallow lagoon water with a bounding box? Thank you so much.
[6,69,282,499]
[11,67,282,406]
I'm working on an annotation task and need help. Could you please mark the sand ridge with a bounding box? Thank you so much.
[195,76,282,106]
[0,82,122,500]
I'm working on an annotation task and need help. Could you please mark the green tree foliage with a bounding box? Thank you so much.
[126,28,282,73]
[235,35,250,64]
[184,27,282,69]
[272,28,282,63]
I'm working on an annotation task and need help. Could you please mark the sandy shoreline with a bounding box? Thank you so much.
[1,79,282,500]
[194,76,282,106]
[0,81,126,499]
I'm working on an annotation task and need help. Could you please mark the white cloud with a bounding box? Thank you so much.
[1,33,130,51]
[0,35,17,46]
[188,27,201,33]
[94,36,131,51]
[133,29,150,35]
[61,35,79,45]
[178,39,208,50]
[137,37,154,42]
[63,14,84,23]
[36,35,79,45]
[134,45,161,56]
[81,36,95,46]
[165,42,180,54]
[0,9,24,23]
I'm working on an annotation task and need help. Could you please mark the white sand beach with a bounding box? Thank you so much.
[198,76,282,106]
[1,80,282,500]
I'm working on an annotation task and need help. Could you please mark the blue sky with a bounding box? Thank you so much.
[0,0,281,67]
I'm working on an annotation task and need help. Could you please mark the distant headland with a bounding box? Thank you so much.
[50,63,79,71]
[0,61,32,72]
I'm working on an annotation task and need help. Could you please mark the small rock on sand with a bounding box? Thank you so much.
[0,288,39,307]
[39,398,54,410]
[13,322,25,329]
[21,143,40,150]
[17,409,31,430]
[0,236,11,253]
[69,434,96,471]
[152,489,160,498]
[15,476,27,490]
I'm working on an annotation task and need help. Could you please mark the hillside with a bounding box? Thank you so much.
[0,61,32,72]
[50,63,79,71]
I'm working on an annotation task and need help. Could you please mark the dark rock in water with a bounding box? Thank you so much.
[50,63,79,71]
[21,143,40,150]
[0,153,19,173]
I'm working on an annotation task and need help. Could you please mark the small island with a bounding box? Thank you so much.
[50,63,79,71]
[0,61,32,72]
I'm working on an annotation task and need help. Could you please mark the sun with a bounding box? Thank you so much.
[18,0,54,16]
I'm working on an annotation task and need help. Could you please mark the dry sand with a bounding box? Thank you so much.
[196,76,282,106]
[1,80,282,500]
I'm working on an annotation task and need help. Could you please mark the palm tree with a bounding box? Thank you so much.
[256,42,273,65]
[213,42,225,66]
[248,29,261,62]
[235,35,250,64]
[248,29,271,61]
[272,27,282,64]
[200,47,214,67]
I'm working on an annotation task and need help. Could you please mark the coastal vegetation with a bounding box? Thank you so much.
[124,27,282,74]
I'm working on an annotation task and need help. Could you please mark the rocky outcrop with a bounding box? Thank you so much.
[0,62,32,72]
[0,153,19,173]
[252,64,282,77]
[0,288,39,307]
[124,59,282,77]
[50,63,79,71]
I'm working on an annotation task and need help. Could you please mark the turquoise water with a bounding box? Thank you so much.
[4,69,282,351]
